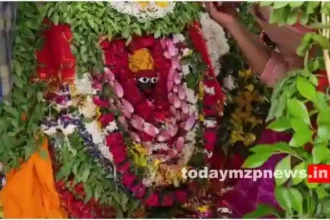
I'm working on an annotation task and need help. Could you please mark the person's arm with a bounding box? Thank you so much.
[225,20,272,77]
[205,2,300,87]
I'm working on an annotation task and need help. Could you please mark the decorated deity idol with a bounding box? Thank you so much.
[0,2,229,218]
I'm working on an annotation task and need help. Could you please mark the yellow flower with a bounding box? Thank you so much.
[96,108,102,127]
[238,69,253,79]
[197,205,210,213]
[137,2,149,9]
[154,159,161,166]
[69,83,78,97]
[155,2,169,8]
[230,128,244,143]
[243,132,257,146]
[199,114,205,122]
[133,143,148,155]
[245,84,254,92]
[246,115,263,129]
[129,48,154,72]
[198,81,204,99]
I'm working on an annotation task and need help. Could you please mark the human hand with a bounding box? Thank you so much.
[205,2,239,29]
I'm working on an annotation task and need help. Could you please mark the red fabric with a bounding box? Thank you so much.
[36,22,75,84]
[188,21,224,106]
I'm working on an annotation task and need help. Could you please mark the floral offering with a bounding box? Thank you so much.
[0,2,229,218]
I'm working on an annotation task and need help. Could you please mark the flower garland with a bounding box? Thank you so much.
[200,13,230,76]
[96,33,209,205]
[228,69,267,147]
[109,2,176,21]
[40,27,225,209]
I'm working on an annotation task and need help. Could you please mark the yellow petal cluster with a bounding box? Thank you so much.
[229,69,265,147]
[155,2,170,8]
[129,48,154,72]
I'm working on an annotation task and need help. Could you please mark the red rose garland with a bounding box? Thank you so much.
[36,21,225,208]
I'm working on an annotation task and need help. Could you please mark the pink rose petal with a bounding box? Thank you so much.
[143,123,159,137]
[181,101,189,114]
[173,95,181,108]
[158,130,171,142]
[167,41,177,57]
[173,85,178,93]
[171,59,180,70]
[174,73,181,84]
[169,125,178,137]
[168,68,175,80]
[104,67,115,82]
[167,80,174,91]
[184,115,196,131]
[131,115,145,130]
[118,116,128,129]
[170,106,176,115]
[168,93,174,104]
[122,109,132,119]
[178,86,186,100]
[121,99,134,113]
[175,112,181,121]
[130,132,141,143]
[114,81,124,98]
[176,137,185,151]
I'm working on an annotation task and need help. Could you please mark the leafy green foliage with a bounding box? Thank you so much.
[54,133,142,217]
[244,2,330,218]
[0,3,48,171]
[44,2,201,76]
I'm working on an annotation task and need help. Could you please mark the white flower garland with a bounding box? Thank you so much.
[200,13,230,76]
[109,2,176,21]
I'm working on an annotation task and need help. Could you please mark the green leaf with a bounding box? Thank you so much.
[250,142,294,154]
[268,117,291,132]
[14,62,22,77]
[288,188,303,213]
[307,2,320,14]
[292,162,306,185]
[289,129,312,147]
[317,107,330,125]
[317,125,330,142]
[243,204,278,218]
[312,143,330,163]
[309,74,319,86]
[286,13,298,25]
[84,184,93,203]
[81,167,90,182]
[94,185,101,201]
[288,2,304,8]
[13,75,26,88]
[313,34,330,49]
[275,187,292,212]
[273,2,288,9]
[299,13,309,25]
[259,2,273,7]
[242,152,273,168]
[316,185,329,199]
[287,99,310,124]
[275,156,291,186]
[296,76,317,102]
[53,13,59,25]
[154,29,161,38]
[304,178,318,189]
[290,118,309,131]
